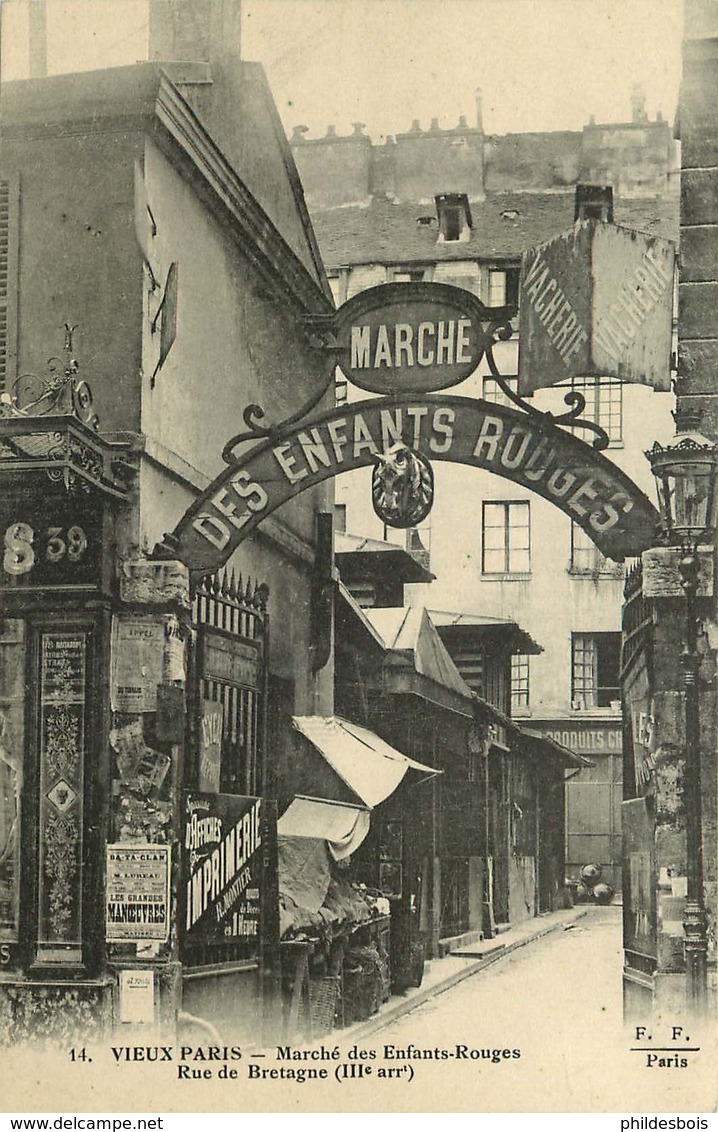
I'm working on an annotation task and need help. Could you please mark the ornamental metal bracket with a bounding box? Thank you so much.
[0,326,137,498]
[221,365,337,464]
[484,319,607,450]
[0,324,99,431]
[484,318,610,452]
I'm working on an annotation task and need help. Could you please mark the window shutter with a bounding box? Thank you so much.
[0,177,20,392]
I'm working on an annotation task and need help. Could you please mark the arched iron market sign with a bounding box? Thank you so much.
[158,282,660,575]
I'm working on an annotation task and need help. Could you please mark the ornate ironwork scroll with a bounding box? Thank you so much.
[484,319,610,451]
[0,325,98,431]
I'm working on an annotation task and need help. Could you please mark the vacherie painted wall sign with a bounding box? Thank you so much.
[334,282,513,394]
[518,221,675,393]
[164,395,659,575]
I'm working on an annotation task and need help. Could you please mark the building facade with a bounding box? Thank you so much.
[292,97,680,894]
[0,2,338,1043]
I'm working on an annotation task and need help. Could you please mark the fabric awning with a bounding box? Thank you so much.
[278,795,371,860]
[292,715,441,808]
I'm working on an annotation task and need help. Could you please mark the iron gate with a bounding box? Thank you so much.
[192,570,269,798]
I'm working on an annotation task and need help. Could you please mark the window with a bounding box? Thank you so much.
[327,269,349,307]
[390,267,426,283]
[569,522,623,576]
[482,375,519,406]
[511,654,530,712]
[334,504,347,534]
[488,267,520,308]
[570,376,623,443]
[482,501,530,575]
[574,184,614,223]
[435,193,472,243]
[571,632,621,709]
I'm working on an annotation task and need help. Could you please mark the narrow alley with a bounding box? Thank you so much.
[330,906,717,1112]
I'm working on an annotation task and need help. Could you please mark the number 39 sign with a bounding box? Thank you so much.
[0,494,101,589]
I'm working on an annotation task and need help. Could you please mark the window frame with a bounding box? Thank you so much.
[510,653,530,713]
[481,500,531,577]
[482,375,519,407]
[568,521,624,577]
[571,631,621,711]
[570,376,623,445]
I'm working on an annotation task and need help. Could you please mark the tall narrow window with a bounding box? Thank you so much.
[510,654,530,712]
[571,632,621,709]
[482,501,530,575]
[488,267,520,308]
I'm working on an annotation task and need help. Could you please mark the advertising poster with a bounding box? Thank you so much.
[198,700,223,793]
[110,616,166,713]
[181,792,265,960]
[1,1,717,1129]
[106,845,170,942]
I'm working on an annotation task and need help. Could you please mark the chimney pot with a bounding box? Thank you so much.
[352,121,366,136]
[458,114,468,129]
[430,117,440,131]
[291,125,309,142]
[410,119,422,133]
[326,124,337,137]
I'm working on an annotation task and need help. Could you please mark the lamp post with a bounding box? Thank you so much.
[646,427,718,1014]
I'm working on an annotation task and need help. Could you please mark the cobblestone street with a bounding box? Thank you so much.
[335,906,717,1112]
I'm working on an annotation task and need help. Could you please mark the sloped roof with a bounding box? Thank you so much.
[335,531,435,583]
[366,606,474,702]
[309,191,679,267]
[428,608,542,656]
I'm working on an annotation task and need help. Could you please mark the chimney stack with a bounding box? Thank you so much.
[148,0,241,65]
[631,83,648,123]
[475,88,484,132]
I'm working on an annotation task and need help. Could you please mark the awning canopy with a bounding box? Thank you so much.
[292,715,441,808]
[277,795,371,860]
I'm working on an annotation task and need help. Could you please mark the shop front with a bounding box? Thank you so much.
[0,410,137,1041]
[529,719,623,892]
[274,716,439,1037]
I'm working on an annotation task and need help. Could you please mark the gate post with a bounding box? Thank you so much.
[111,555,192,1039]
[622,541,717,1021]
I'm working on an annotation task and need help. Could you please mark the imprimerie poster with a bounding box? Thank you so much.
[0,0,716,1125]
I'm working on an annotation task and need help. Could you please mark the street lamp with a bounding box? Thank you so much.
[646,426,718,1014]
